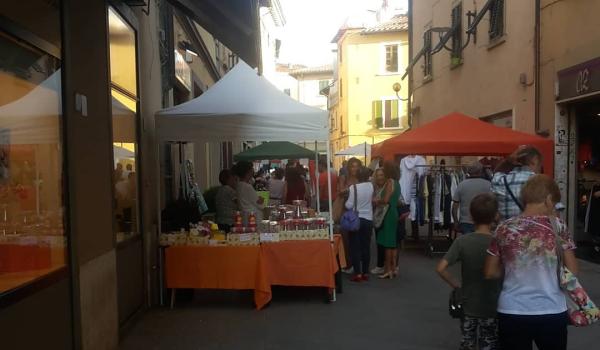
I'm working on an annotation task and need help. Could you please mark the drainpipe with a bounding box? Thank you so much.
[534,0,542,134]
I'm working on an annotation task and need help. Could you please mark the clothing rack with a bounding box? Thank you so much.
[411,166,465,257]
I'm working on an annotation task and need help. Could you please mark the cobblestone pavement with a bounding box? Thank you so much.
[120,250,600,350]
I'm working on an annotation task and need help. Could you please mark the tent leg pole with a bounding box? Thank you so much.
[315,141,320,213]
[157,142,164,306]
[326,140,334,243]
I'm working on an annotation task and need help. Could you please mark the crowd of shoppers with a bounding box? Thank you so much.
[434,145,582,350]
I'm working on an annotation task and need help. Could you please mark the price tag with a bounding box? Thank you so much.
[260,233,279,242]
[239,233,252,242]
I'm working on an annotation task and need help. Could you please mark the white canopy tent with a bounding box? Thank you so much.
[155,61,336,303]
[335,142,371,158]
[156,62,328,142]
[156,61,334,225]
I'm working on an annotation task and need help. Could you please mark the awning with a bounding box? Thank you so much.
[168,0,261,68]
[372,112,554,175]
[335,142,371,157]
[233,142,316,161]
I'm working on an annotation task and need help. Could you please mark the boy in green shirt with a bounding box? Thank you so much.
[436,193,502,350]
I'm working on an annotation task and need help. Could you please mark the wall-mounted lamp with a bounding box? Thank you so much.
[393,82,409,101]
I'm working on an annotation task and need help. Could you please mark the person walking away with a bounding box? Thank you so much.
[491,146,542,221]
[215,169,238,232]
[283,166,307,204]
[318,159,338,211]
[268,168,285,206]
[437,193,502,350]
[234,161,265,221]
[375,162,401,279]
[452,162,491,235]
[371,168,387,275]
[345,166,374,282]
[338,157,362,274]
[485,175,578,350]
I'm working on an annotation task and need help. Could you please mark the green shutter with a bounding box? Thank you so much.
[373,100,383,128]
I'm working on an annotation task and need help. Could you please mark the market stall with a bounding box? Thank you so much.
[155,61,339,307]
[373,112,554,175]
[372,112,555,255]
[163,234,346,309]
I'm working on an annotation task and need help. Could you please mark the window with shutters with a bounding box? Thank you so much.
[383,44,399,73]
[489,0,504,41]
[372,99,401,129]
[451,3,463,63]
[423,30,433,78]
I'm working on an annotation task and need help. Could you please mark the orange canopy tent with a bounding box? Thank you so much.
[372,113,554,175]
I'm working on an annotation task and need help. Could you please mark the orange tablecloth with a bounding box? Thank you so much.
[164,239,344,310]
[165,246,267,292]
[255,240,339,309]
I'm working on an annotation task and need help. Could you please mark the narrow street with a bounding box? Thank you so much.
[120,251,600,350]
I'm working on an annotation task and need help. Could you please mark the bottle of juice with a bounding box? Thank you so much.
[234,211,243,228]
[248,211,256,229]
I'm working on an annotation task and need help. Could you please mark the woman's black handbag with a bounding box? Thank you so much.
[449,288,464,319]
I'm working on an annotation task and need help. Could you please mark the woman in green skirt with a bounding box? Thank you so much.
[375,161,401,279]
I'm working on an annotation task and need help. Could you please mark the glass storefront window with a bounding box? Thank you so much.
[0,31,65,294]
[108,7,140,244]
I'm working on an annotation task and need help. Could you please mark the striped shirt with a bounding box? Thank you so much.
[491,167,536,221]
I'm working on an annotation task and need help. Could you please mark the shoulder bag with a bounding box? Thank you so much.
[373,182,390,230]
[449,287,464,319]
[550,218,600,327]
[503,175,524,211]
[340,185,360,232]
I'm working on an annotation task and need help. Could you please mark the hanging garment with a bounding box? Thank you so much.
[181,160,209,216]
[433,173,442,224]
[400,155,427,221]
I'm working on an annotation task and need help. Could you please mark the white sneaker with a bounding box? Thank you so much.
[370,266,385,274]
[342,267,354,274]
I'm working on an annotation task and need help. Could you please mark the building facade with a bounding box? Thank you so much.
[329,14,410,168]
[409,0,537,131]
[540,0,600,246]
[288,65,333,111]
[0,1,260,349]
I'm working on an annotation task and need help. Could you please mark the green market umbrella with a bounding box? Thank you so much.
[234,141,316,161]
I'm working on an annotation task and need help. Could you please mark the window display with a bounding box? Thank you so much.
[108,7,140,243]
[0,31,65,293]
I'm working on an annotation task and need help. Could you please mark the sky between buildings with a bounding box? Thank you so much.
[278,0,408,67]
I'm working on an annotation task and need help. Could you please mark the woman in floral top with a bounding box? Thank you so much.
[485,175,578,350]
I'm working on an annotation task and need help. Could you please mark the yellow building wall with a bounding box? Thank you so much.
[331,29,409,168]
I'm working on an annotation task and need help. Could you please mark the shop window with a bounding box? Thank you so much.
[489,0,504,41]
[108,7,140,244]
[373,99,401,129]
[0,30,65,293]
[480,110,512,128]
[423,30,433,79]
[451,3,463,63]
[383,44,399,73]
